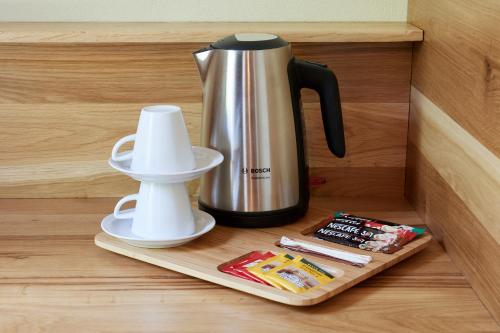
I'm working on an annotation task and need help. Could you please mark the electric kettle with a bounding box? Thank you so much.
[193,33,345,227]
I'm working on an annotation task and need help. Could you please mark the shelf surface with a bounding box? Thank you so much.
[0,22,423,43]
[0,196,498,332]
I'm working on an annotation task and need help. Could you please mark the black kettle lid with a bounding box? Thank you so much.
[211,33,289,50]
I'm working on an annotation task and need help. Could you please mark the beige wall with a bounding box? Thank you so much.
[0,0,407,22]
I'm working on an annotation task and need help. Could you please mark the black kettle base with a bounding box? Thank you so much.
[198,201,307,228]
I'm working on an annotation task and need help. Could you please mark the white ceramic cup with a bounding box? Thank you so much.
[111,105,196,173]
[113,182,196,239]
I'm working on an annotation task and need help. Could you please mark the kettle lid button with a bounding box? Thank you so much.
[234,33,277,41]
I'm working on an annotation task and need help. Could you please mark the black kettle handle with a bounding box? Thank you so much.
[293,59,345,158]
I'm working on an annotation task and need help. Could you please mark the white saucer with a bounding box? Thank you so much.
[108,146,224,183]
[101,208,216,248]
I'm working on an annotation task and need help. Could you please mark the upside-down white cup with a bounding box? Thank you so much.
[113,182,196,239]
[111,105,196,173]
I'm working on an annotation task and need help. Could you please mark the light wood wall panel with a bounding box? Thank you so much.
[406,142,500,322]
[0,103,407,168]
[0,102,407,198]
[406,87,500,321]
[407,86,500,321]
[0,42,412,198]
[408,0,500,321]
[0,43,411,104]
[409,0,500,156]
[408,89,500,239]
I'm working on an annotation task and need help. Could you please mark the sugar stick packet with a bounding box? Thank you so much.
[277,236,372,267]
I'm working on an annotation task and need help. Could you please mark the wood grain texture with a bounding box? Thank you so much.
[306,103,409,168]
[1,197,499,332]
[0,102,407,198]
[2,287,496,333]
[0,43,412,104]
[406,143,500,324]
[409,88,500,240]
[310,167,405,198]
[0,167,405,199]
[408,1,500,320]
[406,89,500,321]
[0,42,412,198]
[409,0,500,156]
[0,103,407,167]
[0,22,423,44]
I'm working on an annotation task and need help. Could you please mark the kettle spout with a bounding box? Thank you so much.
[193,47,214,81]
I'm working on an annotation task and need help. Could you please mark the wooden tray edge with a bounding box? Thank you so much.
[94,232,433,306]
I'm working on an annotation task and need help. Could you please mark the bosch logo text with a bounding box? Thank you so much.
[241,168,271,174]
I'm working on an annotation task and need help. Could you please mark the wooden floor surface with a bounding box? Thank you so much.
[0,197,498,332]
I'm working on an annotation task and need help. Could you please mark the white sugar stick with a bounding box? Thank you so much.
[279,236,372,266]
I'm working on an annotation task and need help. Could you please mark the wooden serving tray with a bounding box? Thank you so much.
[95,218,432,306]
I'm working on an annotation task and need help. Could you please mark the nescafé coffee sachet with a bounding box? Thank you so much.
[314,220,403,253]
[315,227,402,253]
[335,212,426,236]
[313,212,425,253]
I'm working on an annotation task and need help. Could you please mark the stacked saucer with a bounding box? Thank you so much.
[101,105,223,248]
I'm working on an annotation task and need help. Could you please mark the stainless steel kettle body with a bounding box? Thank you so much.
[193,34,345,227]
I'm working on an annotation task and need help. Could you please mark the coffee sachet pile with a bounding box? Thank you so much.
[219,251,335,293]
